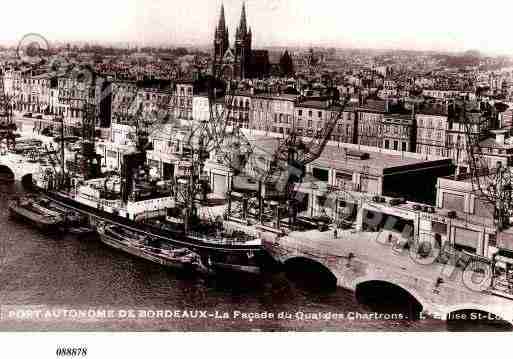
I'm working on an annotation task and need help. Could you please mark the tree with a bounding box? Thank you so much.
[279,50,294,77]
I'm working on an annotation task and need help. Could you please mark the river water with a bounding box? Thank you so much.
[0,181,467,331]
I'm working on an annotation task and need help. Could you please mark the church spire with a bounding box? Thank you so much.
[217,3,226,31]
[238,2,248,34]
[214,3,229,65]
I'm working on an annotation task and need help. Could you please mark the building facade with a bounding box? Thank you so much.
[357,100,387,148]
[382,113,415,152]
[415,110,449,157]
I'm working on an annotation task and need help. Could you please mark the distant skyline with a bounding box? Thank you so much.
[1,0,513,55]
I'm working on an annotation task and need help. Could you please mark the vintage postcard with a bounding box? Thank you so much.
[1,0,513,355]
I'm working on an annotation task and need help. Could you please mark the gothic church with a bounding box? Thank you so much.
[213,3,270,80]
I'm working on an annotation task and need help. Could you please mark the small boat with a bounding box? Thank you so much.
[8,196,64,232]
[97,224,212,274]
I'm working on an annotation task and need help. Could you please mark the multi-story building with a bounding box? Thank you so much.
[295,99,356,143]
[295,99,331,138]
[331,104,357,144]
[3,67,24,101]
[192,93,225,125]
[382,113,415,152]
[446,104,491,171]
[111,80,138,125]
[227,92,252,129]
[249,93,275,132]
[357,99,388,148]
[478,129,513,169]
[138,83,172,122]
[415,106,449,157]
[3,67,58,115]
[173,81,194,121]
[57,72,112,129]
[249,93,296,135]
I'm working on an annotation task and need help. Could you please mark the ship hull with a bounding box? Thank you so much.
[41,191,270,274]
[8,204,62,232]
[98,229,206,274]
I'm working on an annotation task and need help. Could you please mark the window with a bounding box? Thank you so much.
[298,110,303,116]
[402,142,407,151]
[393,141,398,150]
[308,110,312,117]
[384,140,390,149]
[318,111,322,118]
[307,120,312,128]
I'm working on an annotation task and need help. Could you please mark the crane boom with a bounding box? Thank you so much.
[301,97,350,165]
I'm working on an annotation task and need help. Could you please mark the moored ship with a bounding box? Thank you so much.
[97,223,212,274]
[40,188,266,274]
[26,73,273,275]
[8,196,64,232]
[32,135,267,274]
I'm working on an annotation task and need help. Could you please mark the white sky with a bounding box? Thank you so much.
[0,0,512,54]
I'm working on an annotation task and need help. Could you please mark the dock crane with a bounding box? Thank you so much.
[266,93,350,229]
[460,99,512,230]
[460,98,513,295]
[223,89,350,229]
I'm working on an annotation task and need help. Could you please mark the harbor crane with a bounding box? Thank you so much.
[460,100,512,230]
[223,89,350,230]
[460,98,513,296]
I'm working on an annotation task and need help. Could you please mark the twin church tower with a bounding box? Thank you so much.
[213,3,270,80]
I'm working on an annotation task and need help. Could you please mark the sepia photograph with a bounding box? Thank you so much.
[1,0,513,355]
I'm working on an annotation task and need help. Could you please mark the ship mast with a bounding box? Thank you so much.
[175,75,235,235]
[58,66,101,184]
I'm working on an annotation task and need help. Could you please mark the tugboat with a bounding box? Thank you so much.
[8,196,64,232]
[97,223,212,274]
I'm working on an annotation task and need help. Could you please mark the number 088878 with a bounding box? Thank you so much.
[56,347,88,357]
